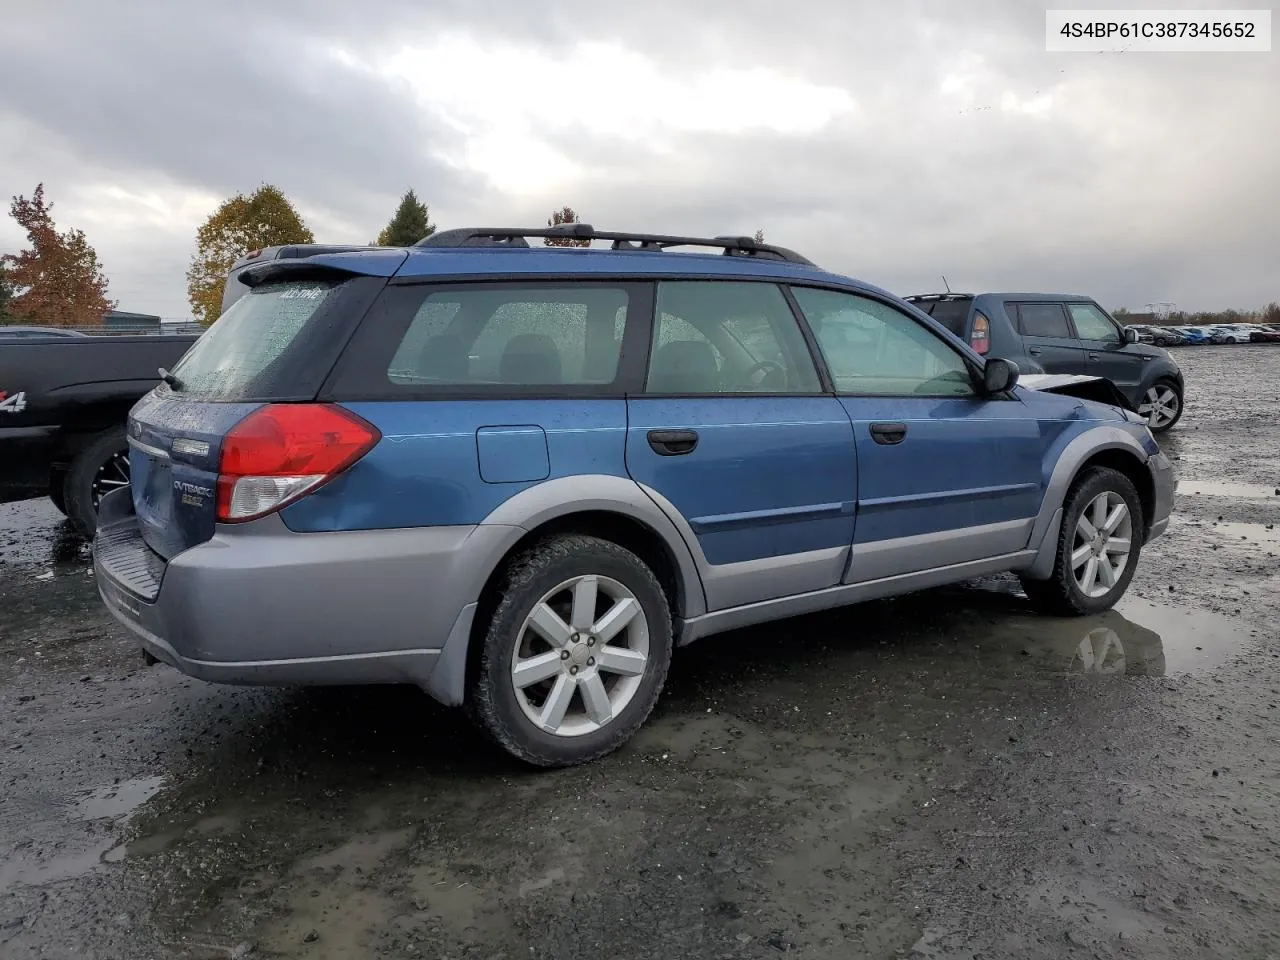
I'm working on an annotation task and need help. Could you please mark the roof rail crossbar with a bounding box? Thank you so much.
[415,225,816,265]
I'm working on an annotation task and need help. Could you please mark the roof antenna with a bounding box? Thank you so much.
[941,275,952,294]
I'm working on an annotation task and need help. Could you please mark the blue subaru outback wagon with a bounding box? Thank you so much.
[94,225,1174,767]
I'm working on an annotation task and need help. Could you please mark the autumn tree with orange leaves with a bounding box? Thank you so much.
[1,184,114,326]
[187,184,314,325]
[545,206,590,247]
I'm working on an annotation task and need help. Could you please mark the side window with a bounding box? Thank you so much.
[386,285,629,388]
[1015,302,1073,339]
[1068,302,1121,342]
[646,281,821,394]
[791,287,976,397]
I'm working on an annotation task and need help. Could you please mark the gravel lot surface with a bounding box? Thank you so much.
[1,345,1277,959]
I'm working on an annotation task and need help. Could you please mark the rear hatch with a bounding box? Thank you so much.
[129,261,396,559]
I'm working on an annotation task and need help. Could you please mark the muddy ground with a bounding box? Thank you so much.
[1,344,1278,960]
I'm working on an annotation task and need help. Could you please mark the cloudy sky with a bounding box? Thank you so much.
[1,0,1276,319]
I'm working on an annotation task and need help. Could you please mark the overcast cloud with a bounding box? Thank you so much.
[1,0,1276,318]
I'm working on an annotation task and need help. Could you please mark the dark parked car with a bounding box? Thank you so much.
[905,292,1185,433]
[0,331,198,532]
[1145,325,1191,347]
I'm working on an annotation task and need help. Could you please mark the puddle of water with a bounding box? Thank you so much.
[1178,480,1280,500]
[958,593,1252,677]
[0,837,122,892]
[0,776,167,893]
[0,498,89,567]
[1205,521,1280,548]
[66,775,167,822]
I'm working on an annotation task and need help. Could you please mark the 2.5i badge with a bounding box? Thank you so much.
[0,390,28,413]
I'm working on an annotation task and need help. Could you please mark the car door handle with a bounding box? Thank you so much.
[869,422,908,445]
[647,429,699,456]
[1087,352,1100,360]
[1027,347,1043,356]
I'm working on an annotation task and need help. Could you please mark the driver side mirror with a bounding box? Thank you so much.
[983,357,1019,394]
[1122,326,1139,344]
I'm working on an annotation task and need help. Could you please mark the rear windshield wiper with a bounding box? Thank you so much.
[158,367,183,390]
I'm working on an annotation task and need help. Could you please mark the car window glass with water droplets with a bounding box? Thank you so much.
[169,281,335,399]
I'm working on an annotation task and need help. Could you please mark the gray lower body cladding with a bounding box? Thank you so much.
[94,497,511,693]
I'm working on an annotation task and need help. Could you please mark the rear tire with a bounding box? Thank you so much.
[469,534,673,768]
[1020,466,1145,617]
[64,426,130,538]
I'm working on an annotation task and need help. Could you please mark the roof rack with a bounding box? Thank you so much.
[415,224,816,266]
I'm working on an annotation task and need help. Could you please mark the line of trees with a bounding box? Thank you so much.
[6,183,1272,332]
[1114,305,1280,326]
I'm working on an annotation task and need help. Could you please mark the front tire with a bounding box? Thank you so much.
[1020,466,1145,617]
[469,534,673,768]
[1137,378,1183,433]
[63,426,131,538]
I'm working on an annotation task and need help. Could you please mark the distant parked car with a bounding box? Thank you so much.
[1178,326,1224,344]
[1248,326,1280,343]
[905,292,1185,432]
[0,326,89,339]
[1147,326,1191,347]
[1206,324,1253,344]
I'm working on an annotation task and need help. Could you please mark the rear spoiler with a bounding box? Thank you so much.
[1018,373,1136,412]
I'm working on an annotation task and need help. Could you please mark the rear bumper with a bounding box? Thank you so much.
[93,490,514,693]
[1146,451,1175,541]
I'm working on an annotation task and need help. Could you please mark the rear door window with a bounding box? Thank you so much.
[646,281,822,394]
[1014,303,1073,338]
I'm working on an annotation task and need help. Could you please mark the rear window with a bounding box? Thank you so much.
[169,280,337,399]
[912,298,972,336]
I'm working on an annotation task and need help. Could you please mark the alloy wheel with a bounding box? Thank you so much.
[1071,491,1133,599]
[91,451,131,508]
[510,574,650,737]
[1138,384,1180,430]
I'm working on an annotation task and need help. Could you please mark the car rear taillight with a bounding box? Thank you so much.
[970,312,990,355]
[216,404,380,523]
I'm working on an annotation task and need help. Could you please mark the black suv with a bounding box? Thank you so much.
[905,292,1185,433]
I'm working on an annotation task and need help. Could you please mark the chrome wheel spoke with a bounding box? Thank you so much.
[1070,543,1093,568]
[1104,537,1130,555]
[1096,555,1117,589]
[592,597,639,643]
[527,602,573,648]
[1080,556,1099,593]
[1091,495,1109,529]
[570,577,598,631]
[1101,502,1128,535]
[579,674,612,725]
[513,650,563,689]
[1076,515,1098,541]
[539,675,577,732]
[596,644,647,677]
